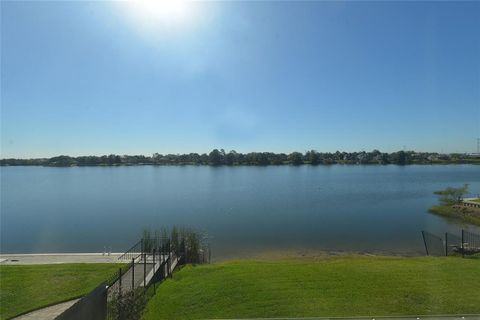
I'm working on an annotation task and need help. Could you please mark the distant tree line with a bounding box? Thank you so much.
[1,149,479,167]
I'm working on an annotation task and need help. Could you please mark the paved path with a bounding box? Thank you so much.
[12,299,80,320]
[6,253,179,319]
[2,253,120,319]
[108,254,177,297]
[0,253,124,264]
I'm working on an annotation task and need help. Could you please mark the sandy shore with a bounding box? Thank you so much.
[0,248,426,265]
[0,253,125,264]
[211,247,425,262]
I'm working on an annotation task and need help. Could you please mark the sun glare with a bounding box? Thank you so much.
[125,0,194,28]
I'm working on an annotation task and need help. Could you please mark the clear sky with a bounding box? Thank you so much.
[1,1,479,158]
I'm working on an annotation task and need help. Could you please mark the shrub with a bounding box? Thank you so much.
[433,184,469,205]
[109,289,146,320]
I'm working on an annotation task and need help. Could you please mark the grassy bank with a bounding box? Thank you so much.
[429,204,480,226]
[144,255,480,319]
[0,263,119,319]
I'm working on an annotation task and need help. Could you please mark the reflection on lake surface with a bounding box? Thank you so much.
[1,165,479,257]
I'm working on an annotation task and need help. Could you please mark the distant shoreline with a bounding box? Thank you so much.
[1,162,479,167]
[2,149,480,167]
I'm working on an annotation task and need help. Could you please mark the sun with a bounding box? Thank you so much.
[125,0,194,28]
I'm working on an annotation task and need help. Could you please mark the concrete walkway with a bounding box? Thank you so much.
[107,254,178,297]
[2,253,119,319]
[7,253,179,320]
[0,253,124,264]
[12,298,80,320]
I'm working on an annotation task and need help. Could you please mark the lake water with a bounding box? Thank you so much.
[1,165,479,257]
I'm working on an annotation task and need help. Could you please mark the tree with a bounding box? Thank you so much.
[108,154,121,165]
[208,149,223,165]
[434,184,469,205]
[225,150,237,165]
[381,153,390,164]
[288,152,303,165]
[306,150,319,165]
[47,155,76,167]
[188,153,201,164]
[394,151,407,165]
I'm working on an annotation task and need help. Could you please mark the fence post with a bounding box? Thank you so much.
[169,240,173,278]
[144,252,147,288]
[183,240,187,264]
[421,231,429,256]
[161,241,164,264]
[153,248,156,294]
[131,258,135,291]
[119,267,123,296]
[462,229,465,258]
[445,232,448,256]
[166,240,170,278]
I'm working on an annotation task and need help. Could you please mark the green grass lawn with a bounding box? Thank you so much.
[144,255,480,320]
[472,198,480,203]
[0,263,120,319]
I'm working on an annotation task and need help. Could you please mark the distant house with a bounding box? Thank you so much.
[462,198,480,209]
[466,153,480,158]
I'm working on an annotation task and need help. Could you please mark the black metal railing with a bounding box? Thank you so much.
[445,232,462,256]
[421,230,445,256]
[462,230,480,257]
[117,239,143,261]
[422,229,480,258]
[57,235,210,320]
[105,237,192,319]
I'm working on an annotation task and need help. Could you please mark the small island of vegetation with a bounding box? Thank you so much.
[429,184,480,226]
[1,149,480,167]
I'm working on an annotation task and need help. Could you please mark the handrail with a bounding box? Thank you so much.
[117,239,143,260]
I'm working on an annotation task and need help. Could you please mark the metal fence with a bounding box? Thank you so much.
[445,232,462,256]
[422,229,480,258]
[117,239,143,261]
[56,282,108,320]
[105,238,190,320]
[421,231,445,256]
[462,230,480,257]
[56,234,210,320]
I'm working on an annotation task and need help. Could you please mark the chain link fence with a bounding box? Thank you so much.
[422,229,480,258]
[421,231,445,256]
[462,230,480,257]
[445,232,462,256]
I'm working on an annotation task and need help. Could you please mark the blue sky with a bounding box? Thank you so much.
[1,1,479,158]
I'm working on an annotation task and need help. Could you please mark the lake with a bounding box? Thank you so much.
[1,165,479,257]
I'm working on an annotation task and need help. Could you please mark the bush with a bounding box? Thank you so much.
[141,226,210,264]
[109,289,146,320]
[433,184,469,205]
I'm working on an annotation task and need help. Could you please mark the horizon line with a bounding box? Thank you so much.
[2,149,480,160]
